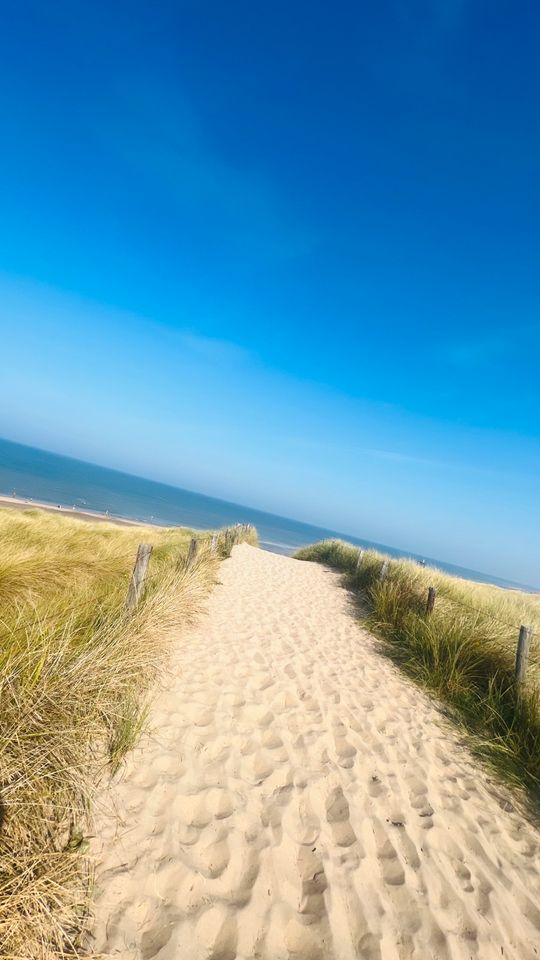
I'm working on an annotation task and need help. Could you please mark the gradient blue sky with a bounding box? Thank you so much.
[0,1,539,586]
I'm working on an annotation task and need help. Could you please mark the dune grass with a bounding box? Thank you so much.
[295,540,540,804]
[0,507,257,959]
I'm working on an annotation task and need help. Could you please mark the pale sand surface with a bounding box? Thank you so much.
[0,495,144,526]
[90,545,540,959]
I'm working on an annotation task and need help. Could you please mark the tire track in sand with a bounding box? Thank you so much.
[89,544,540,960]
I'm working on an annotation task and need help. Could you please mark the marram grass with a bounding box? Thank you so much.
[295,540,540,804]
[0,507,257,959]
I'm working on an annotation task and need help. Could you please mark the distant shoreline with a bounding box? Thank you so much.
[1,437,537,593]
[0,494,150,528]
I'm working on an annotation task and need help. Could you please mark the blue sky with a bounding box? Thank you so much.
[0,1,539,586]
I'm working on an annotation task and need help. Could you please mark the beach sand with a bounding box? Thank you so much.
[89,544,540,959]
[0,495,144,526]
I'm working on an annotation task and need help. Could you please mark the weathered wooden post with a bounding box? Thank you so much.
[126,543,153,612]
[356,549,364,572]
[210,534,218,554]
[426,586,436,615]
[380,559,389,581]
[187,537,198,566]
[515,624,533,690]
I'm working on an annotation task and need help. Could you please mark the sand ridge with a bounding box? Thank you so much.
[89,544,540,959]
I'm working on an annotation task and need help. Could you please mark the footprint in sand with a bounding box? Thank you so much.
[90,545,540,960]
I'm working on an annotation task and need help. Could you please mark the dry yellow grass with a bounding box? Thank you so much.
[296,540,540,802]
[0,507,256,959]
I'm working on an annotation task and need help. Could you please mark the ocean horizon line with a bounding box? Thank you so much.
[0,436,537,595]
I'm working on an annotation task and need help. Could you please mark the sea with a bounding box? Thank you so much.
[0,437,534,593]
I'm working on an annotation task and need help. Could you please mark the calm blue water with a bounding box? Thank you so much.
[0,437,535,593]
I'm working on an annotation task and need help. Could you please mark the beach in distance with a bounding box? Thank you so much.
[3,6,540,957]
[0,437,534,593]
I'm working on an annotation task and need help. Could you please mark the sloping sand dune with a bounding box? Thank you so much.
[89,545,540,959]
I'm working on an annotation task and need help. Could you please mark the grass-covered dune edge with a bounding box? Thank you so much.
[0,508,256,959]
[295,540,540,805]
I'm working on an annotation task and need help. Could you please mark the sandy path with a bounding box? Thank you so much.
[90,545,540,960]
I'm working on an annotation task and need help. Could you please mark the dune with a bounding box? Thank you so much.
[89,544,540,960]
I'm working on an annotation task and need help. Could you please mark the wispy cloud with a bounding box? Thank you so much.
[365,447,454,468]
[177,331,255,366]
[442,335,510,367]
[397,0,470,35]
[358,446,502,475]
[281,434,485,475]
[441,324,539,368]
[102,84,312,260]
[425,0,470,31]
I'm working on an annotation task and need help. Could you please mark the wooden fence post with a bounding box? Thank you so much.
[210,534,218,554]
[126,543,153,612]
[515,624,533,690]
[187,537,198,566]
[356,549,364,572]
[380,559,389,582]
[426,586,436,615]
